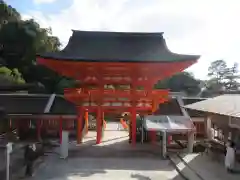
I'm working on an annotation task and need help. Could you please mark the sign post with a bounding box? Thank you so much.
[60,131,69,159]
[162,131,167,158]
[6,143,12,180]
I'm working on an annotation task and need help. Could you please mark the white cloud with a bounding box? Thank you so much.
[33,0,57,5]
[23,0,240,79]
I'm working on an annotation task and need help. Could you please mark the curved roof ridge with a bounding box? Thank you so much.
[71,30,164,37]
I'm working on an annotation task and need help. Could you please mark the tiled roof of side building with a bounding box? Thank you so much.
[0,94,49,114]
[50,95,77,115]
[0,94,76,115]
[184,94,240,118]
[0,83,40,92]
[37,30,200,62]
[0,93,207,116]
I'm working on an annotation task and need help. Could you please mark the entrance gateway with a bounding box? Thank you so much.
[36,30,199,154]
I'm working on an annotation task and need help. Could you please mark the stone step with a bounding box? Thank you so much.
[169,154,203,180]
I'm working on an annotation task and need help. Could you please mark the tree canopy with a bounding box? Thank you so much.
[201,60,240,97]
[155,72,202,96]
[0,0,73,92]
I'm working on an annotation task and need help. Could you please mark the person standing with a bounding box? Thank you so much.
[24,144,36,176]
[225,140,236,173]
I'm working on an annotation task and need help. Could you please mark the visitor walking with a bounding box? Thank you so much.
[24,143,37,177]
[225,140,236,173]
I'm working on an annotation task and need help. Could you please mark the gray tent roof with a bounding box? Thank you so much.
[143,115,194,132]
[37,30,200,63]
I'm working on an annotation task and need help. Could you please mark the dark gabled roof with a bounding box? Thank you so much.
[0,107,7,118]
[0,94,48,114]
[0,83,38,92]
[0,94,76,115]
[154,96,206,117]
[50,95,77,115]
[155,98,183,115]
[37,30,200,63]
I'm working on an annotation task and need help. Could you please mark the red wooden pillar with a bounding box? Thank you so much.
[85,111,89,135]
[131,107,137,145]
[77,107,84,144]
[9,118,12,130]
[37,119,41,141]
[102,111,105,136]
[96,106,102,144]
[131,80,137,146]
[59,117,63,144]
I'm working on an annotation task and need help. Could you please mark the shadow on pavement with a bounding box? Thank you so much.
[68,137,163,160]
[29,134,186,180]
[178,153,240,180]
[131,173,152,180]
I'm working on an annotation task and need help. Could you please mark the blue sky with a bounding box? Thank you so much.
[6,0,240,80]
[7,0,72,14]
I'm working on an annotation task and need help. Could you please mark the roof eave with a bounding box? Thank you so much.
[36,54,200,63]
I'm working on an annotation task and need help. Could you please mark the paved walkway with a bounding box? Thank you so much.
[69,125,162,158]
[179,153,240,180]
[0,143,27,179]
[23,123,185,180]
[30,157,184,180]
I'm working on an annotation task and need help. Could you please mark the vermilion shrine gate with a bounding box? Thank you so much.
[37,30,200,146]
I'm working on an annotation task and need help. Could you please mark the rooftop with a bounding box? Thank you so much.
[0,93,205,117]
[184,94,240,118]
[143,115,194,132]
[0,93,76,116]
[37,30,200,63]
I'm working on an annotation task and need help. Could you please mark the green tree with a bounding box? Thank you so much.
[0,19,61,71]
[224,62,239,90]
[0,1,21,26]
[155,72,201,96]
[0,66,25,84]
[207,60,239,91]
[201,60,240,97]
[0,1,64,93]
[207,60,227,88]
[54,78,79,94]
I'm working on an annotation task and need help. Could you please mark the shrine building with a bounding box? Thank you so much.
[36,30,200,153]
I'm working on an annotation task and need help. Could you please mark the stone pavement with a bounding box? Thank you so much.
[178,153,240,180]
[169,154,202,180]
[0,143,27,179]
[30,156,184,180]
[69,127,162,158]
[22,124,185,180]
